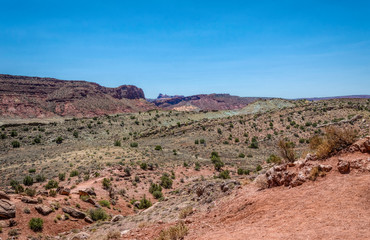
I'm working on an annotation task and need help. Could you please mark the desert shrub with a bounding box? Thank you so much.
[235,138,240,143]
[160,173,173,189]
[10,130,18,137]
[299,138,305,144]
[25,188,36,197]
[29,169,36,173]
[238,153,245,158]
[130,142,138,147]
[149,183,162,194]
[312,126,357,159]
[217,128,222,134]
[11,141,20,148]
[218,170,230,179]
[200,139,205,144]
[98,200,111,208]
[155,145,162,150]
[55,136,63,144]
[49,189,57,197]
[237,168,245,175]
[33,137,41,144]
[58,173,66,181]
[35,174,46,182]
[152,191,163,199]
[278,139,296,163]
[194,139,199,144]
[266,154,282,164]
[70,170,79,177]
[124,167,131,176]
[155,221,188,240]
[89,208,109,221]
[45,180,58,189]
[29,218,43,232]
[213,159,224,171]
[114,140,121,147]
[138,195,152,209]
[179,206,193,219]
[194,162,200,171]
[256,165,262,171]
[135,175,140,182]
[73,131,79,138]
[23,176,33,186]
[102,178,112,189]
[140,162,148,170]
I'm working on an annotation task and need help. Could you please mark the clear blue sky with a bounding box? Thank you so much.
[0,0,369,98]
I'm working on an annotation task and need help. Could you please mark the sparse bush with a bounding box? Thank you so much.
[45,179,58,189]
[218,170,230,179]
[35,174,46,182]
[278,139,296,163]
[89,208,109,221]
[138,195,152,209]
[200,139,205,144]
[155,145,162,150]
[23,176,33,186]
[130,142,138,147]
[155,221,188,240]
[70,170,79,177]
[114,140,121,147]
[194,162,200,171]
[149,183,162,194]
[25,188,36,197]
[73,131,79,138]
[58,173,66,181]
[140,162,148,170]
[179,206,193,219]
[11,141,20,148]
[29,218,43,232]
[256,165,262,171]
[102,178,112,189]
[238,153,245,158]
[266,154,282,164]
[160,173,173,189]
[152,191,163,199]
[312,126,357,159]
[99,200,111,208]
[55,136,63,144]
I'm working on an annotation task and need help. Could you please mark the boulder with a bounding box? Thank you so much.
[62,207,86,219]
[0,191,10,200]
[84,216,94,223]
[21,196,38,204]
[79,188,96,197]
[111,215,124,222]
[337,159,350,174]
[59,188,71,196]
[0,200,16,219]
[35,205,53,216]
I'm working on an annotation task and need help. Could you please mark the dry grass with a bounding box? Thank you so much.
[312,126,357,159]
[278,139,296,163]
[179,206,193,219]
[155,221,188,240]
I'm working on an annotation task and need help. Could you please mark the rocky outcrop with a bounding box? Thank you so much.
[35,205,53,216]
[62,207,86,219]
[0,74,154,118]
[0,200,16,219]
[337,159,350,174]
[0,191,10,200]
[21,196,38,204]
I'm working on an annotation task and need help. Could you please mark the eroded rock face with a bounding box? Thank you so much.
[0,200,16,219]
[21,196,38,204]
[0,191,10,200]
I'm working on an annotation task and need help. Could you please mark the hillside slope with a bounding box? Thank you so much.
[0,74,154,118]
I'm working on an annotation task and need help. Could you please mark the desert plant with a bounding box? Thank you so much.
[89,208,109,221]
[155,145,162,150]
[155,221,188,240]
[98,200,111,208]
[266,154,282,164]
[11,141,20,148]
[114,140,121,147]
[35,174,46,182]
[278,139,296,162]
[130,142,138,147]
[218,170,230,179]
[29,218,43,232]
[138,195,152,209]
[45,179,58,189]
[23,176,33,186]
[58,173,66,181]
[102,178,112,189]
[55,136,63,144]
[160,173,173,189]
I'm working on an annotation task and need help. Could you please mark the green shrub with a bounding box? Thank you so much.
[130,142,138,147]
[238,153,245,158]
[266,154,282,164]
[199,139,205,144]
[155,145,162,150]
[256,165,262,172]
[98,200,111,208]
[58,173,66,181]
[149,183,162,193]
[237,168,244,175]
[160,173,173,189]
[11,141,20,148]
[152,191,163,199]
[138,195,152,209]
[114,140,121,147]
[194,162,200,171]
[25,188,36,197]
[70,170,79,177]
[219,170,230,179]
[55,136,63,144]
[102,178,111,189]
[140,162,148,170]
[194,139,199,144]
[29,169,36,173]
[23,176,33,186]
[73,131,79,138]
[33,137,41,144]
[89,208,109,221]
[45,179,58,189]
[29,218,43,232]
[35,174,46,182]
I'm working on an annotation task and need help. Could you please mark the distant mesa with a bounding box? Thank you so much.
[0,74,154,118]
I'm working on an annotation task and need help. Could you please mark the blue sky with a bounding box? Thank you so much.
[0,0,369,98]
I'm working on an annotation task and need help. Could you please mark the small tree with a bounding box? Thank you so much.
[278,139,296,162]
[160,173,173,189]
[23,176,33,186]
